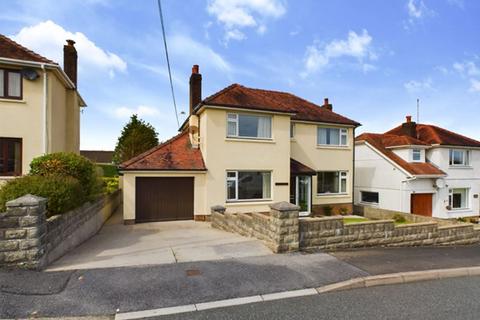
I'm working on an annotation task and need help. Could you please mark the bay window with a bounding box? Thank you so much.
[449,149,470,166]
[448,188,469,210]
[227,113,272,139]
[317,171,347,194]
[226,171,272,201]
[0,138,22,176]
[317,127,348,146]
[0,69,22,99]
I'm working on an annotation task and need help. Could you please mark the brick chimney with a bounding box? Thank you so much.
[402,115,417,138]
[322,98,332,111]
[189,65,202,115]
[63,39,77,86]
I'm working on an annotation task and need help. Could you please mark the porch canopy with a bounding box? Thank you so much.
[290,158,316,176]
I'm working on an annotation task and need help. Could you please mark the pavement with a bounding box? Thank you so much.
[48,209,271,271]
[156,276,480,320]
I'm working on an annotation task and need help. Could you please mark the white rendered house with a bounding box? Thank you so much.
[355,116,480,219]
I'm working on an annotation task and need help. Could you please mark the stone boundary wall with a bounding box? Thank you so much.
[211,202,480,253]
[0,190,121,269]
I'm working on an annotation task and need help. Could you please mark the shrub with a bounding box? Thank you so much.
[97,164,118,178]
[102,177,119,194]
[323,205,333,216]
[393,213,407,223]
[30,152,101,200]
[339,207,349,216]
[0,175,86,217]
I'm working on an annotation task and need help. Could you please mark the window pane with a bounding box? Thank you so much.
[413,149,421,161]
[238,114,271,138]
[0,140,4,173]
[341,176,347,193]
[340,131,347,145]
[262,172,271,198]
[290,123,294,138]
[237,171,270,199]
[329,128,340,145]
[227,121,237,136]
[227,180,236,200]
[8,72,21,97]
[361,191,379,203]
[0,70,4,97]
[317,172,339,194]
[451,150,464,165]
[317,128,327,144]
[0,139,21,175]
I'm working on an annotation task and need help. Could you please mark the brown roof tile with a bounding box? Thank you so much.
[356,133,445,176]
[199,84,360,126]
[291,158,316,175]
[120,131,206,171]
[0,34,57,64]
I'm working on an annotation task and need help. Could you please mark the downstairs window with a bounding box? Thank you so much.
[226,171,272,201]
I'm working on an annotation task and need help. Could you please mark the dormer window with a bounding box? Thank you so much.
[449,149,470,167]
[0,69,22,100]
[412,149,421,162]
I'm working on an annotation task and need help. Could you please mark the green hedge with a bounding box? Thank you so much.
[97,164,118,178]
[102,177,119,194]
[0,175,86,217]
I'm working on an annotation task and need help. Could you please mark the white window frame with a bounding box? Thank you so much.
[317,171,348,195]
[226,170,272,202]
[449,149,470,167]
[448,188,469,210]
[226,112,272,140]
[290,122,295,139]
[317,127,348,147]
[412,149,422,162]
[360,191,379,205]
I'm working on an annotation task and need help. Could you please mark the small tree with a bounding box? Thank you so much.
[113,114,159,164]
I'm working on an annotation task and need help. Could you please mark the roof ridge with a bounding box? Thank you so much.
[419,123,480,145]
[0,34,57,64]
[120,131,187,168]
[201,83,240,106]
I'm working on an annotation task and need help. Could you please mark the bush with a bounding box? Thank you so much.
[97,164,118,178]
[0,175,86,217]
[30,152,101,200]
[102,177,119,194]
[323,205,333,216]
[339,207,349,216]
[393,213,407,223]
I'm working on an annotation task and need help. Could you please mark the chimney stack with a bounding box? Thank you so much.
[402,115,417,138]
[189,64,202,115]
[323,98,332,111]
[63,39,77,86]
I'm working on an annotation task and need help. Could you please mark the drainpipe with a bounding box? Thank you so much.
[352,127,356,212]
[41,64,48,154]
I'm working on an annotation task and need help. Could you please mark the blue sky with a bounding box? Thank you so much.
[2,0,479,149]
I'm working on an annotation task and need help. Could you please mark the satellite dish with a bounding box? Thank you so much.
[21,68,39,81]
[434,178,445,189]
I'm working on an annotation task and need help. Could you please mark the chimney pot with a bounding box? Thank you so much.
[324,98,329,106]
[66,39,76,46]
[192,65,199,74]
[406,115,412,123]
[323,97,332,111]
[63,39,78,86]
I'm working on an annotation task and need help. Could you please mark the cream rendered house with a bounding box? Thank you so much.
[0,35,85,183]
[120,65,360,224]
[355,116,480,219]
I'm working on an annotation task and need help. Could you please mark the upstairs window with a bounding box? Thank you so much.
[290,122,295,138]
[0,69,22,99]
[227,113,272,139]
[317,171,347,194]
[0,138,22,176]
[317,127,348,146]
[412,149,422,162]
[449,149,470,166]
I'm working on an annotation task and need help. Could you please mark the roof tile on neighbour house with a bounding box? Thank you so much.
[356,133,446,176]
[198,84,360,126]
[119,131,206,171]
[0,34,57,64]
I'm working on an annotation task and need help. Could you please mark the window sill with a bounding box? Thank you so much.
[316,145,350,150]
[225,137,275,144]
[316,193,349,197]
[449,166,473,169]
[360,201,379,206]
[447,208,471,212]
[225,199,273,206]
[0,98,26,104]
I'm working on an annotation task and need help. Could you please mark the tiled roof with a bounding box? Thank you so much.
[386,124,480,147]
[0,34,57,64]
[291,158,316,175]
[356,133,445,176]
[120,132,206,171]
[381,135,429,148]
[199,84,360,126]
[80,150,114,164]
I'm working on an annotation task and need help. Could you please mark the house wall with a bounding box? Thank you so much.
[122,171,207,221]
[290,122,354,211]
[200,107,291,214]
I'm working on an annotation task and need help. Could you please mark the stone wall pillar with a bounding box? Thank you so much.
[269,202,300,253]
[0,194,47,269]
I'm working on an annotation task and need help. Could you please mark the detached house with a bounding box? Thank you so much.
[0,35,85,182]
[120,65,360,223]
[355,116,480,219]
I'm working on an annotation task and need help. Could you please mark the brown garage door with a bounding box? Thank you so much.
[411,193,433,217]
[135,177,194,222]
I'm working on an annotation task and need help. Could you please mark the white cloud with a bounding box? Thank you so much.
[435,66,449,75]
[11,20,127,77]
[302,29,376,76]
[207,0,286,42]
[404,78,433,93]
[404,0,434,28]
[453,61,480,76]
[470,79,480,92]
[113,105,160,118]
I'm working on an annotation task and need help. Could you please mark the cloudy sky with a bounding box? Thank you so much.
[2,0,479,149]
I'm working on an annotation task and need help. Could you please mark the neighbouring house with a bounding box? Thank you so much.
[0,35,86,183]
[80,150,114,164]
[355,116,480,219]
[119,65,360,224]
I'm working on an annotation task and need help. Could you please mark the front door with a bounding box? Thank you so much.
[291,175,311,216]
[411,193,433,217]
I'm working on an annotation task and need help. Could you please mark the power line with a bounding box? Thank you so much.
[157,0,180,127]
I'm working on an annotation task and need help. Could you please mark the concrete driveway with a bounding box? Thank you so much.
[47,209,272,271]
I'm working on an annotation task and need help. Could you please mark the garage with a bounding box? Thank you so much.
[135,177,194,222]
